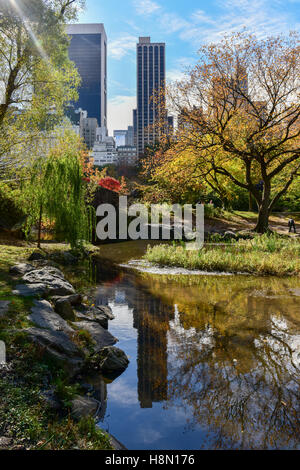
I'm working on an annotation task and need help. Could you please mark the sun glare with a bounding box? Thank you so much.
[9,0,49,62]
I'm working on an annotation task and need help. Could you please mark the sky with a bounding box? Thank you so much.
[77,0,300,134]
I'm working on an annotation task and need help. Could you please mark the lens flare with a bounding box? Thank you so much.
[9,0,49,62]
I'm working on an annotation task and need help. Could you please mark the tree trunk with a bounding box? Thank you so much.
[254,186,270,233]
[37,204,43,248]
[249,191,253,212]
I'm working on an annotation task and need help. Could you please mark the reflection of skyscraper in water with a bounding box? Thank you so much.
[127,287,174,408]
[95,271,175,409]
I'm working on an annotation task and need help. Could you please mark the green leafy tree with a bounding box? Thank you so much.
[22,130,93,248]
[0,0,84,175]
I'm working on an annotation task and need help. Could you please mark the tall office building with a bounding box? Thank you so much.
[136,37,166,157]
[67,24,107,128]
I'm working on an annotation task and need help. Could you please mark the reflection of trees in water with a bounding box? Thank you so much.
[166,294,300,448]
[95,267,300,448]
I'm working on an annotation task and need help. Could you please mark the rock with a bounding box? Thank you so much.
[0,301,10,318]
[0,436,13,449]
[26,327,84,371]
[12,284,48,297]
[75,321,117,353]
[23,266,65,282]
[223,230,237,240]
[62,251,78,265]
[74,306,109,329]
[29,300,74,333]
[51,294,82,306]
[22,267,75,296]
[75,310,108,329]
[28,251,47,261]
[289,288,300,296]
[9,263,35,276]
[71,395,99,421]
[54,298,75,321]
[97,305,115,320]
[97,346,129,374]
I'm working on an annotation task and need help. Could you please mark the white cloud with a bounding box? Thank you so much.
[159,13,190,34]
[108,95,136,134]
[133,0,161,16]
[154,0,300,48]
[109,35,137,60]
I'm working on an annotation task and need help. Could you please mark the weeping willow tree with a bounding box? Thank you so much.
[22,132,94,249]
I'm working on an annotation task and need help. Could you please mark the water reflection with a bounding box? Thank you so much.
[94,260,300,449]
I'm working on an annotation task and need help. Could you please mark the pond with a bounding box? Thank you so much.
[91,241,300,450]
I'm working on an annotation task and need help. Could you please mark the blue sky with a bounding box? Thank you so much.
[77,0,300,134]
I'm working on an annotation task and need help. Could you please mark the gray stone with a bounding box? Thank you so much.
[74,307,109,329]
[71,395,99,421]
[0,436,13,449]
[97,346,129,373]
[22,267,75,296]
[51,294,82,306]
[28,251,47,261]
[26,327,84,361]
[54,298,75,321]
[63,251,78,265]
[12,283,48,297]
[97,305,115,320]
[224,230,237,239]
[0,301,10,318]
[75,321,117,353]
[9,263,35,276]
[289,288,300,296]
[29,299,74,333]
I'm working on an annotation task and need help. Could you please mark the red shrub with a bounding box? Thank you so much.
[98,177,121,193]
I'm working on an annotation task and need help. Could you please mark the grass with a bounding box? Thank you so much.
[0,240,112,450]
[145,234,300,276]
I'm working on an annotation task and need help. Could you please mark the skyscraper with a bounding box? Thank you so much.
[67,24,107,128]
[136,37,166,157]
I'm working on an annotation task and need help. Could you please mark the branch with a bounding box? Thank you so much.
[269,163,300,211]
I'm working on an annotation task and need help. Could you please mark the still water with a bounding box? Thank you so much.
[91,242,300,450]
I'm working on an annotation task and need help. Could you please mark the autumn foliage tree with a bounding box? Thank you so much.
[153,32,300,233]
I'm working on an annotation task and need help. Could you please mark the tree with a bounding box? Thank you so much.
[0,0,84,175]
[21,130,92,248]
[165,31,300,232]
[98,177,121,193]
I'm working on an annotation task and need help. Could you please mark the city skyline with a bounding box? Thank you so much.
[77,0,300,133]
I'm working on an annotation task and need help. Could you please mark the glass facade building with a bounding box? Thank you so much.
[136,37,166,157]
[67,24,107,128]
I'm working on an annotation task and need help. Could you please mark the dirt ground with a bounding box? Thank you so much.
[205,212,300,236]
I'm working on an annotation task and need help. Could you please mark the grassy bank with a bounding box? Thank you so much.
[0,242,112,450]
[145,234,300,276]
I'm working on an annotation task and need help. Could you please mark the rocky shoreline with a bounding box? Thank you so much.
[1,250,129,450]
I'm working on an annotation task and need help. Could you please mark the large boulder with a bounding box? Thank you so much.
[74,305,111,329]
[96,346,129,374]
[54,298,75,321]
[9,263,34,276]
[22,267,75,296]
[28,251,47,262]
[71,395,99,421]
[12,283,48,297]
[75,321,117,354]
[51,294,82,306]
[29,300,74,333]
[25,327,84,373]
[97,305,115,320]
